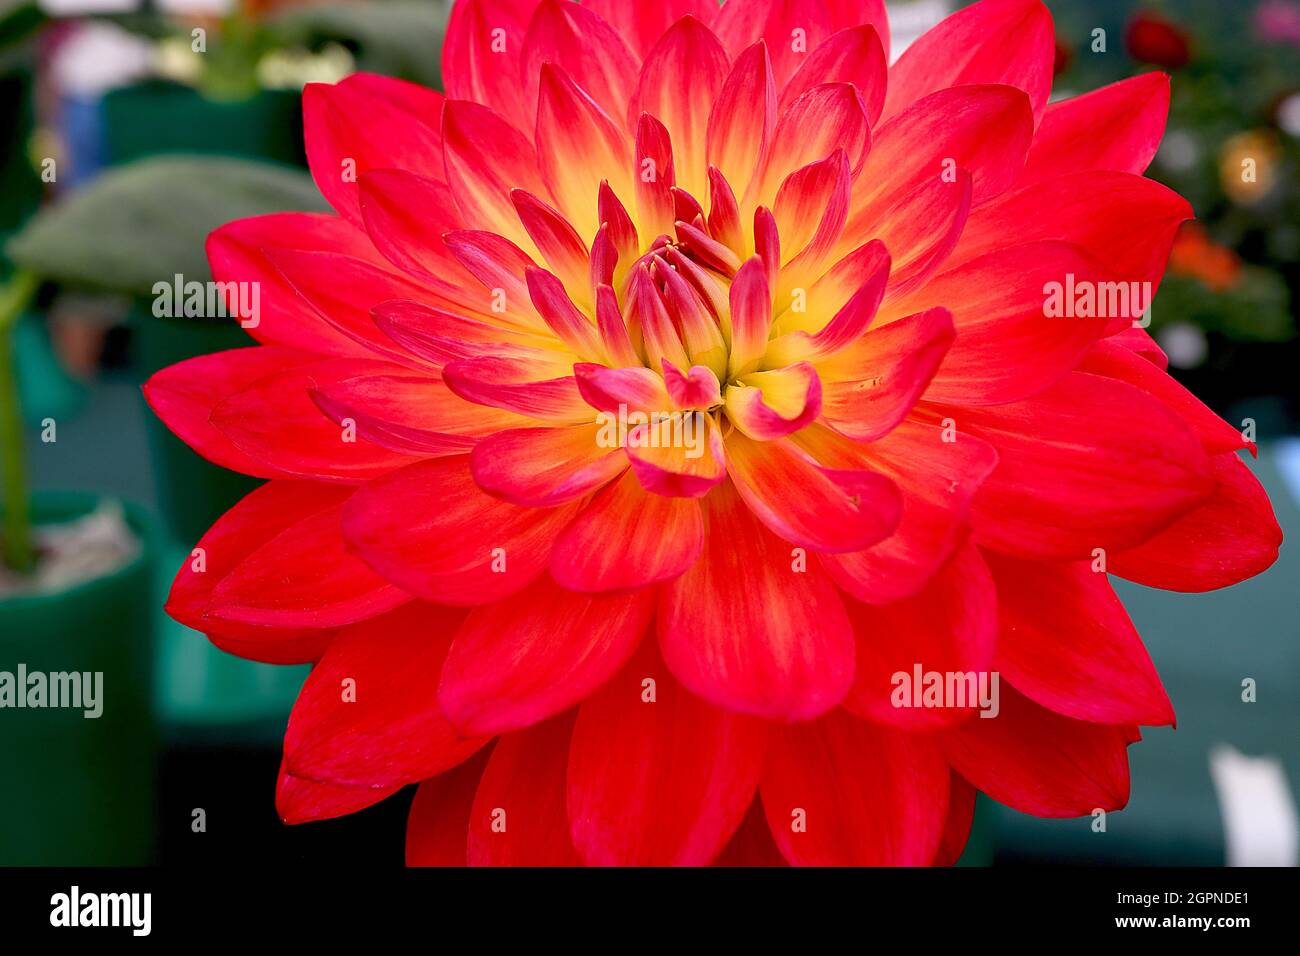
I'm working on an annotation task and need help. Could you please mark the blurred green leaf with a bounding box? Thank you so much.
[270,0,451,89]
[0,1,44,73]
[6,156,328,297]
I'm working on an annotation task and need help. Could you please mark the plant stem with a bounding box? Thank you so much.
[0,269,40,574]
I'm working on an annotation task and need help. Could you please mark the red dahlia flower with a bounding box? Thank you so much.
[145,0,1282,866]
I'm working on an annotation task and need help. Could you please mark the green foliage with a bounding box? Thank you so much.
[5,156,328,297]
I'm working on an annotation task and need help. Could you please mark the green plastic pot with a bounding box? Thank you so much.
[102,81,305,168]
[0,492,157,865]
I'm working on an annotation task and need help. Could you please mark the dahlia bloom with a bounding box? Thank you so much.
[145,0,1282,866]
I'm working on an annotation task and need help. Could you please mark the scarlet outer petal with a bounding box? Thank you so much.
[761,709,950,865]
[886,241,1111,406]
[206,213,401,357]
[852,84,1033,225]
[1109,453,1282,592]
[658,483,856,720]
[276,761,398,825]
[940,685,1134,817]
[952,372,1214,560]
[283,603,488,789]
[842,542,998,730]
[987,552,1175,726]
[881,0,1054,126]
[442,0,539,133]
[165,480,350,658]
[567,641,768,866]
[342,456,583,606]
[933,772,978,866]
[205,496,409,630]
[585,0,717,57]
[142,346,315,479]
[406,749,492,866]
[467,714,582,866]
[438,575,655,735]
[1021,72,1171,186]
[303,73,446,224]
[209,357,423,481]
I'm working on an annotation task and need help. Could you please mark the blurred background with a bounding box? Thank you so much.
[0,0,1295,867]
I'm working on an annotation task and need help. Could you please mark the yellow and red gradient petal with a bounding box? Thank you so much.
[725,430,901,553]
[658,482,856,721]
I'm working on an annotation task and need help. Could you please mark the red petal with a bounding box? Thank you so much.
[520,0,639,127]
[950,371,1214,560]
[1109,452,1282,592]
[164,480,349,657]
[283,603,487,789]
[205,496,408,630]
[1021,72,1170,185]
[881,0,1054,126]
[551,470,704,592]
[884,241,1111,406]
[1080,338,1248,456]
[986,551,1174,726]
[585,0,718,57]
[442,99,547,252]
[726,431,900,553]
[949,171,1192,293]
[312,371,532,457]
[761,709,950,865]
[567,640,768,865]
[933,771,977,866]
[779,25,887,124]
[658,483,856,719]
[442,0,539,133]
[438,575,655,735]
[342,456,583,605]
[467,714,582,865]
[939,684,1133,817]
[470,424,626,507]
[143,346,316,479]
[804,419,998,603]
[842,542,998,730]
[276,762,397,825]
[816,307,955,442]
[303,73,446,224]
[209,357,423,481]
[852,85,1032,229]
[207,213,399,357]
[406,749,492,866]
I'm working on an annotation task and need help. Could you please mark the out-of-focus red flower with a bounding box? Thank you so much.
[144,0,1281,867]
[1126,10,1192,68]
[1169,222,1242,291]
